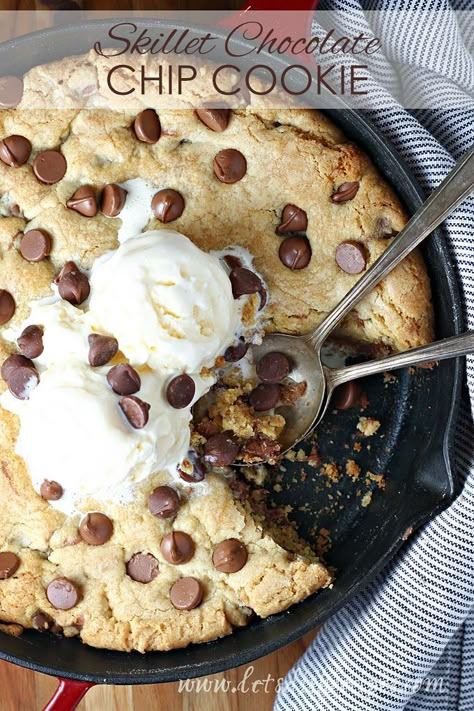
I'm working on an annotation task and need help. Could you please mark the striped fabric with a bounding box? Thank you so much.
[275,1,474,709]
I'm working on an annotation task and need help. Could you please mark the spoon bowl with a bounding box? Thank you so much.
[263,329,474,459]
[250,333,326,452]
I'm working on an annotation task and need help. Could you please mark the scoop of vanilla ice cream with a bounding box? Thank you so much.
[0,228,260,515]
[3,361,200,515]
[1,298,211,515]
[88,230,240,372]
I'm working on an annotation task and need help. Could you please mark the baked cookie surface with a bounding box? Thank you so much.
[0,51,432,652]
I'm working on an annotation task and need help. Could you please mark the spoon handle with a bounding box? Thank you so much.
[325,330,474,390]
[309,145,474,348]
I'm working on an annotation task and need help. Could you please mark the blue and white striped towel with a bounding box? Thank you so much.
[275,1,474,709]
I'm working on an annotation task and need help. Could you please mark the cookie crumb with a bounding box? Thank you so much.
[365,471,385,489]
[320,462,340,484]
[241,465,268,486]
[357,416,381,437]
[316,527,331,557]
[345,459,361,481]
[279,380,307,405]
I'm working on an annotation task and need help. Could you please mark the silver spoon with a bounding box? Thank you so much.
[260,330,474,453]
[251,145,474,457]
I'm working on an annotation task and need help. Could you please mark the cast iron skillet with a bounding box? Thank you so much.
[0,6,463,710]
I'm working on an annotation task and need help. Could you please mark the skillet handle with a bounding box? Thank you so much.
[42,679,95,711]
[239,0,318,9]
[219,0,319,41]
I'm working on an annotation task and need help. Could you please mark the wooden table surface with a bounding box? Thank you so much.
[0,0,320,709]
[0,631,317,710]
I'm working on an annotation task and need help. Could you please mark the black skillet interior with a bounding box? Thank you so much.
[0,18,463,684]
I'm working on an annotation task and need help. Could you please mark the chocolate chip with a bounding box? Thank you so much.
[46,577,81,610]
[212,539,247,573]
[249,383,280,411]
[195,107,230,132]
[373,216,397,239]
[66,185,97,218]
[0,135,32,167]
[1,354,34,382]
[279,235,311,270]
[222,254,242,270]
[335,241,367,274]
[213,149,247,184]
[101,183,127,217]
[178,451,206,483]
[6,203,20,217]
[151,189,185,223]
[0,76,23,108]
[239,435,281,462]
[256,352,291,384]
[40,480,63,501]
[0,552,20,579]
[166,374,195,409]
[204,432,239,467]
[57,266,90,305]
[17,325,43,359]
[119,395,150,429]
[161,531,194,565]
[8,365,39,400]
[196,417,219,439]
[32,150,67,184]
[32,609,53,629]
[148,486,180,519]
[107,364,141,395]
[126,552,159,583]
[133,109,161,144]
[170,577,203,610]
[331,181,360,202]
[277,204,308,233]
[229,267,264,303]
[19,229,52,263]
[332,381,362,410]
[88,334,118,367]
[54,261,76,284]
[0,290,15,325]
[32,611,62,634]
[224,339,249,362]
[79,512,113,545]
